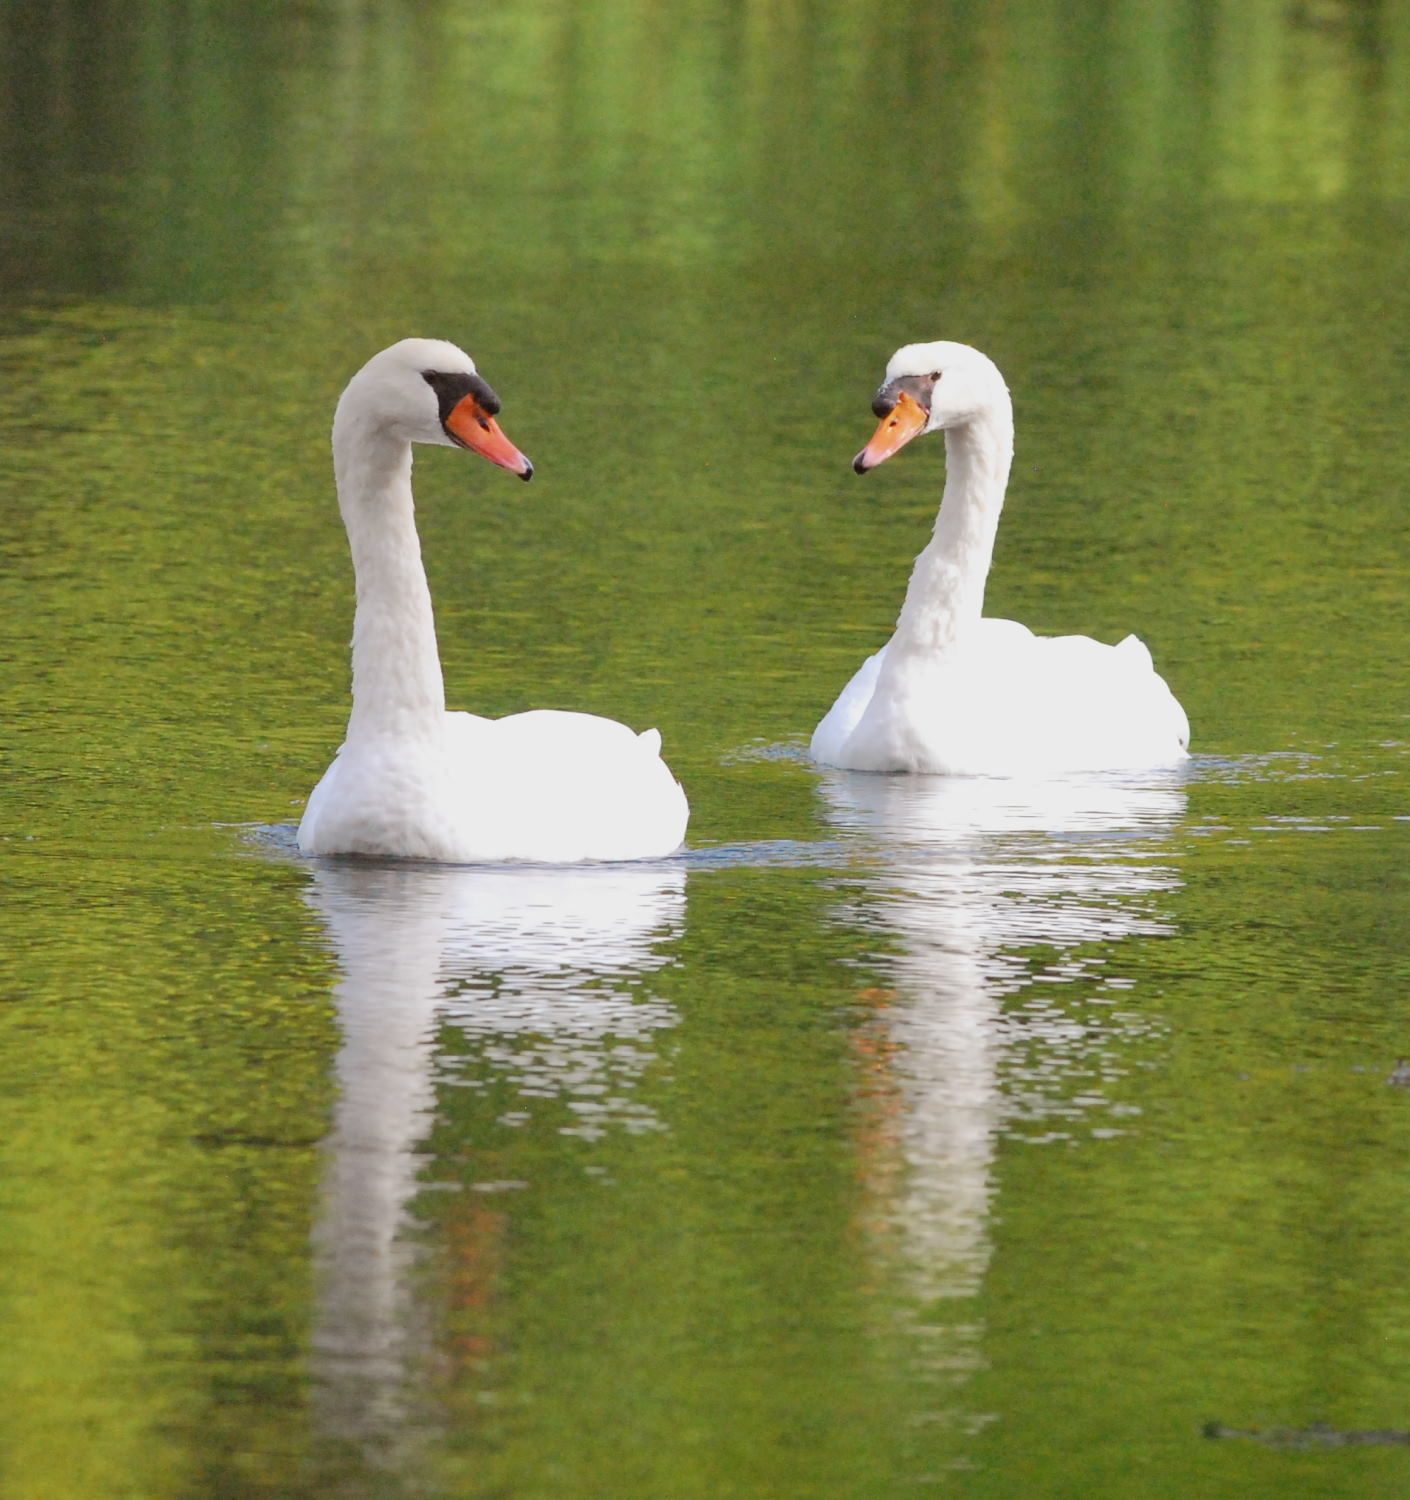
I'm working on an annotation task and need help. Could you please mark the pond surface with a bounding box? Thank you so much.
[2,2,1410,1496]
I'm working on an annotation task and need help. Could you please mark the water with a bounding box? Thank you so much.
[2,2,1410,1496]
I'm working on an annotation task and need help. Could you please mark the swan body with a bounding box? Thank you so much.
[810,341,1189,775]
[297,338,688,863]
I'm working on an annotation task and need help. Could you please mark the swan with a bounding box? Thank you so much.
[810,341,1189,775]
[297,338,689,863]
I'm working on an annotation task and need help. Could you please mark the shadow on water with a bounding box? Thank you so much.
[244,819,846,872]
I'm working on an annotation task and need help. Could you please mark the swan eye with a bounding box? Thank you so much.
[930,371,942,381]
[423,369,503,429]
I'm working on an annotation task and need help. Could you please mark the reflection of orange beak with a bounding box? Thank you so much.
[853,389,928,474]
[445,394,534,480]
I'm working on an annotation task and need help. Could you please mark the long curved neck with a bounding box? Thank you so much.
[333,416,446,740]
[889,402,1014,657]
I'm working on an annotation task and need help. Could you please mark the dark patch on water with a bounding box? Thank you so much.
[1204,1421,1410,1450]
[232,822,845,872]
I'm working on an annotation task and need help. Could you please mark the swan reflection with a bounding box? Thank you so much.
[302,858,684,1461]
[818,769,1185,1393]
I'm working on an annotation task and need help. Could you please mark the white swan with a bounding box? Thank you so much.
[810,341,1189,775]
[297,338,689,863]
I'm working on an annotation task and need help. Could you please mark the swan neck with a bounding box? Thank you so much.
[891,402,1014,654]
[333,417,446,738]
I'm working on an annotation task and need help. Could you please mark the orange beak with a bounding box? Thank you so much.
[444,393,534,480]
[853,389,928,474]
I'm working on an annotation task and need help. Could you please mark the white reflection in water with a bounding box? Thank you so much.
[817,770,1185,1408]
[301,859,684,1462]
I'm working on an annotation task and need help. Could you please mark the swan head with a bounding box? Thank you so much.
[336,337,533,479]
[853,341,1007,474]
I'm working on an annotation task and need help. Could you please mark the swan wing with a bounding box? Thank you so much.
[810,619,1187,775]
[967,628,1188,771]
[443,709,689,862]
[810,646,887,763]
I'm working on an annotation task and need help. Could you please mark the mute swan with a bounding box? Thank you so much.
[297,338,689,863]
[810,341,1189,775]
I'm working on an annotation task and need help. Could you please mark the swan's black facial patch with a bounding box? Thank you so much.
[422,370,502,424]
[872,371,939,419]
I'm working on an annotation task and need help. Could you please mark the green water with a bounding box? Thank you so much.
[3,2,1410,1496]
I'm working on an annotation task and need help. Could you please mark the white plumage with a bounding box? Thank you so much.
[298,338,688,863]
[811,341,1189,775]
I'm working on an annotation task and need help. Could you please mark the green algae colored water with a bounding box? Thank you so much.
[2,3,1410,1496]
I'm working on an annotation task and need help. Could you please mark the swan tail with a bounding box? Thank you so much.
[1114,633,1154,670]
[637,727,662,755]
